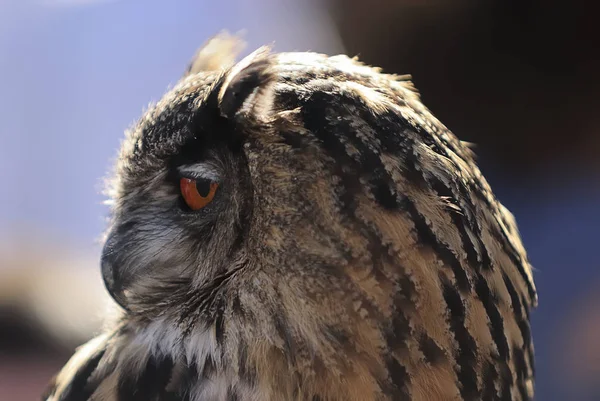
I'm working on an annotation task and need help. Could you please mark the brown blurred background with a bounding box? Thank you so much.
[1,1,598,400]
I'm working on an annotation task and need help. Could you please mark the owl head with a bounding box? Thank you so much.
[97,35,536,400]
[101,40,274,317]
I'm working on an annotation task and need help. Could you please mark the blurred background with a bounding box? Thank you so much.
[0,0,598,400]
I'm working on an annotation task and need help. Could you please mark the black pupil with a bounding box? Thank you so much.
[195,179,212,197]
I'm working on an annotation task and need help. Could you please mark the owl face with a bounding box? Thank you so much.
[101,60,262,315]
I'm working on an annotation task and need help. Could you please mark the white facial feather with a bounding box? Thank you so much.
[179,163,221,182]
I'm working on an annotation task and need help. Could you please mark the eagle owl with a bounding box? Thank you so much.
[44,36,537,401]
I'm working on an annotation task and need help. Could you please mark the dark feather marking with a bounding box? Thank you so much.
[227,387,240,401]
[474,273,518,400]
[473,274,516,399]
[441,276,480,399]
[405,198,471,292]
[481,359,499,401]
[372,179,399,210]
[322,325,350,346]
[513,346,530,401]
[385,357,411,400]
[474,274,510,362]
[502,271,534,378]
[418,333,446,365]
[55,348,106,401]
[501,272,529,344]
[498,362,514,401]
[426,174,482,267]
[199,357,216,379]
[273,308,296,364]
[214,296,226,347]
[279,129,312,150]
[385,302,412,353]
[117,356,174,401]
[384,279,417,354]
[229,161,254,254]
[231,294,243,316]
[396,274,418,313]
[237,339,257,387]
[165,361,198,401]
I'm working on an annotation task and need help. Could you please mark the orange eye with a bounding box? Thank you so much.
[180,177,219,210]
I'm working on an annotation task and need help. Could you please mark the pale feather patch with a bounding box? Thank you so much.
[50,332,111,400]
[178,163,221,182]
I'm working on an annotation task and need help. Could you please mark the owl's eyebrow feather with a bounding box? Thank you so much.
[177,163,221,181]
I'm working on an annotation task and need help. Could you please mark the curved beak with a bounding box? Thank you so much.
[101,235,130,311]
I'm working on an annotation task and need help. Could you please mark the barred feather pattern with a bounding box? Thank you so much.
[44,45,537,401]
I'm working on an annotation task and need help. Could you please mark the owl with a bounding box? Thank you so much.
[44,36,537,401]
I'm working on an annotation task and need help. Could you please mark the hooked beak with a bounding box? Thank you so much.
[101,235,130,311]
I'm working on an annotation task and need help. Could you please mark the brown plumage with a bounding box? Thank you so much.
[44,36,537,401]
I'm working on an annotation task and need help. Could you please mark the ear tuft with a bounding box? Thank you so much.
[217,46,275,121]
[184,32,245,77]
